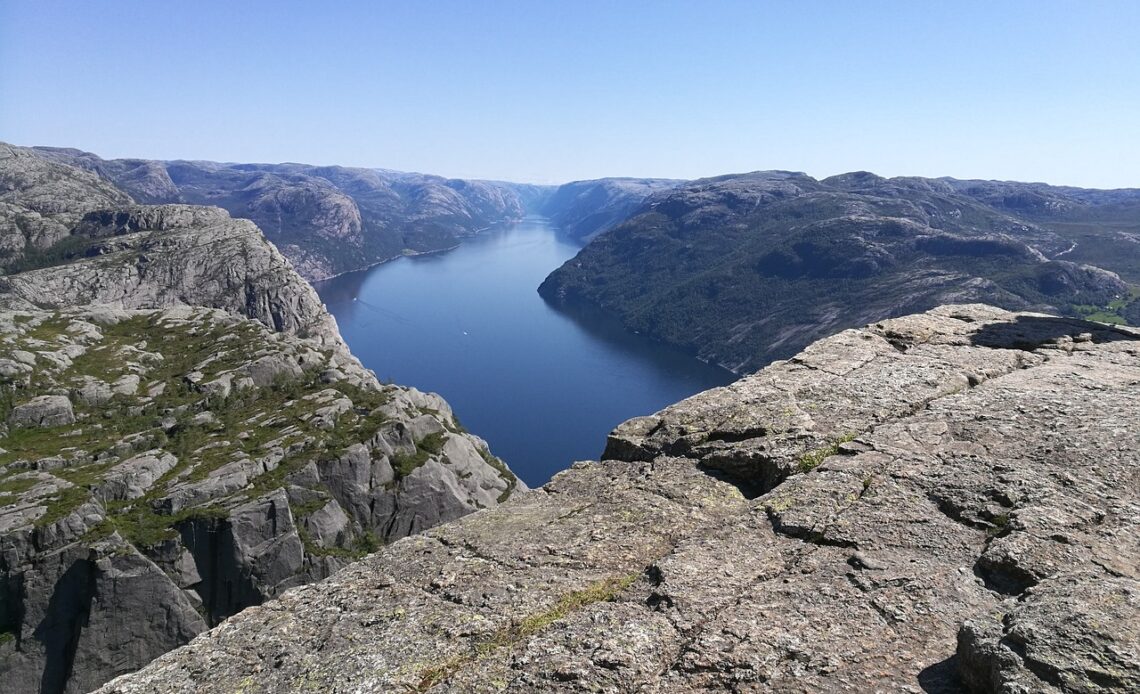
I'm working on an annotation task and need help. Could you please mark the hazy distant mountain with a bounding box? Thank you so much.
[540,170,1140,373]
[540,177,683,241]
[30,147,528,281]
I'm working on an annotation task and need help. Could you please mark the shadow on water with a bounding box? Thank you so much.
[970,315,1140,350]
[542,294,738,386]
[312,268,370,306]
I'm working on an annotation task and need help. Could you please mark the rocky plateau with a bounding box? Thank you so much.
[96,304,1139,693]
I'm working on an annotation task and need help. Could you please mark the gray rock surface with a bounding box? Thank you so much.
[0,306,522,693]
[0,144,525,692]
[7,394,75,428]
[95,305,1139,693]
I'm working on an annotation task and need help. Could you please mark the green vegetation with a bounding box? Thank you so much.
[297,525,382,559]
[89,503,230,546]
[35,485,92,527]
[0,385,14,422]
[1070,286,1140,326]
[391,447,431,479]
[2,234,102,275]
[512,574,638,636]
[390,431,447,480]
[413,573,640,691]
[0,476,38,495]
[418,431,447,455]
[987,512,1011,537]
[797,432,857,473]
[478,446,519,503]
[0,309,410,553]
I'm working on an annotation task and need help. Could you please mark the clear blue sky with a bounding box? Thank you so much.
[2,1,1137,187]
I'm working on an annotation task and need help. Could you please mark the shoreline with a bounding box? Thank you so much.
[309,217,530,285]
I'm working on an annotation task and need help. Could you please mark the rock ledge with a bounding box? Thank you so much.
[98,305,1140,693]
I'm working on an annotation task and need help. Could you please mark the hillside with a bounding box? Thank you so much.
[0,145,521,693]
[96,305,1140,693]
[540,171,1140,373]
[539,177,681,241]
[28,146,528,281]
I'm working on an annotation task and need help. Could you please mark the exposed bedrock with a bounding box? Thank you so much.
[97,304,1140,693]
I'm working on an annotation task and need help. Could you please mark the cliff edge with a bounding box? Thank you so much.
[0,144,524,693]
[98,304,1139,693]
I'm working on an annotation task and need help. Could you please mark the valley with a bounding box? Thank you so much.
[1,141,1138,693]
[316,217,734,486]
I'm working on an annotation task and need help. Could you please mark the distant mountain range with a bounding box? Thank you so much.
[27,147,533,281]
[7,142,1138,377]
[18,148,691,282]
[540,170,1140,372]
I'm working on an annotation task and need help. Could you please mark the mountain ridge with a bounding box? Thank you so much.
[540,169,1139,373]
[27,145,531,282]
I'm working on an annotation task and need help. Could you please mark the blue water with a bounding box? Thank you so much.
[315,217,735,486]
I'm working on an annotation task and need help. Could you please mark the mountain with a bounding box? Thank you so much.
[0,144,521,693]
[540,170,1140,372]
[28,146,528,281]
[95,305,1140,693]
[539,177,682,241]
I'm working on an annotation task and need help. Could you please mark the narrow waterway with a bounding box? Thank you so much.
[316,217,735,486]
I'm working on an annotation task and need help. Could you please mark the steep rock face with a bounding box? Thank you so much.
[0,306,522,693]
[31,146,527,281]
[540,171,1138,373]
[96,305,1139,693]
[0,145,344,348]
[0,145,524,692]
[540,177,682,241]
[0,204,343,348]
[0,144,133,271]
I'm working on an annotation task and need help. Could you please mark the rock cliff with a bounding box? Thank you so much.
[0,147,523,692]
[0,204,345,349]
[96,304,1139,693]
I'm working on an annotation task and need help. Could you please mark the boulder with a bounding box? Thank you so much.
[8,394,75,428]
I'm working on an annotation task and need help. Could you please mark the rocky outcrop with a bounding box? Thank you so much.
[540,171,1139,373]
[30,146,528,281]
[0,306,522,693]
[0,204,344,348]
[0,143,133,272]
[0,145,524,692]
[95,305,1139,693]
